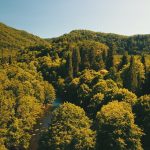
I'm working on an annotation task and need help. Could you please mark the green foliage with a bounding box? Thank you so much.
[129,56,138,92]
[93,80,109,94]
[65,69,104,106]
[0,64,55,149]
[143,71,150,94]
[37,55,65,83]
[119,51,129,69]
[121,56,145,94]
[134,95,150,149]
[0,23,150,150]
[79,41,108,70]
[39,103,95,150]
[88,93,104,118]
[0,23,50,53]
[47,30,150,54]
[96,101,143,150]
[113,88,137,106]
[0,138,7,150]
[106,44,115,69]
[66,51,73,79]
[72,45,81,76]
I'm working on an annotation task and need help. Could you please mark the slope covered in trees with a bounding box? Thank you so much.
[0,23,150,150]
[0,23,51,55]
[0,63,55,149]
[47,30,150,54]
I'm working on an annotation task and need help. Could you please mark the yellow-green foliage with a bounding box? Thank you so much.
[134,95,150,149]
[48,30,150,61]
[115,54,150,67]
[96,101,143,150]
[113,88,137,105]
[0,63,55,149]
[79,69,104,84]
[93,79,118,95]
[0,23,51,56]
[44,102,95,150]
[145,55,150,67]
[0,49,17,58]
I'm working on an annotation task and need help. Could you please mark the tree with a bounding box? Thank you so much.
[78,83,92,108]
[66,52,73,79]
[96,101,143,150]
[0,139,7,150]
[79,40,108,70]
[40,103,95,150]
[128,56,138,93]
[106,66,118,81]
[113,88,137,106]
[141,54,146,71]
[72,46,81,76]
[106,44,115,70]
[134,95,150,149]
[6,96,42,149]
[95,54,105,70]
[82,53,90,69]
[93,79,108,94]
[119,51,129,70]
[143,71,150,94]
[43,82,56,104]
[102,49,108,64]
[88,93,104,118]
[0,64,55,149]
[121,57,145,95]
[89,46,96,68]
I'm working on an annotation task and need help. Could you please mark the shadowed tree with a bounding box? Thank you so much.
[128,56,138,92]
[134,95,150,150]
[106,44,115,70]
[119,51,129,70]
[72,46,81,76]
[66,52,73,79]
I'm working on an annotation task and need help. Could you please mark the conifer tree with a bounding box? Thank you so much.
[102,49,108,64]
[119,51,128,69]
[1,49,4,64]
[143,71,150,94]
[66,52,73,79]
[106,44,115,70]
[89,47,96,68]
[134,95,150,149]
[141,54,146,72]
[107,66,118,81]
[96,54,105,70]
[72,47,81,76]
[82,53,90,69]
[129,56,138,93]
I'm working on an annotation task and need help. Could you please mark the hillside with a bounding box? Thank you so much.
[46,30,150,54]
[0,24,150,150]
[1,23,150,55]
[0,23,51,54]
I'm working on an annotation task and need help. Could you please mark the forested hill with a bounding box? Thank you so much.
[0,23,150,150]
[0,23,51,51]
[46,30,150,54]
[1,22,150,55]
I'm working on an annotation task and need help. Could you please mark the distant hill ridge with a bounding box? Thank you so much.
[1,23,150,54]
[46,30,150,54]
[0,23,51,51]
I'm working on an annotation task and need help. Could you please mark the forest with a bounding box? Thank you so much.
[0,23,150,150]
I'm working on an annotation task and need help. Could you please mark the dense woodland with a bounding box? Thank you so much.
[0,23,150,150]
